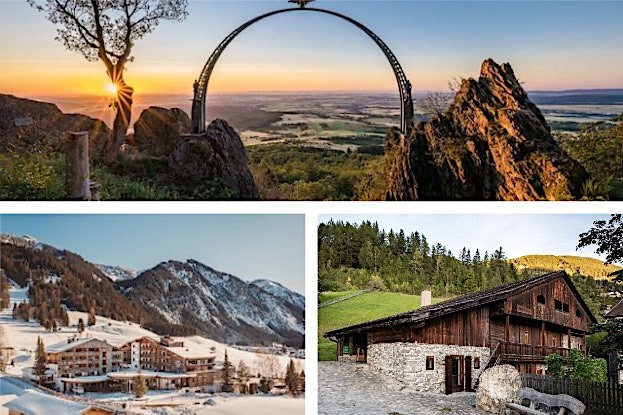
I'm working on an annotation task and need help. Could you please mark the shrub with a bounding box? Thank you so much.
[0,152,65,200]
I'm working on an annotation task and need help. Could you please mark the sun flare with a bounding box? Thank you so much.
[105,82,118,95]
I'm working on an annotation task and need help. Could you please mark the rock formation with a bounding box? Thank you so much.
[171,119,259,199]
[132,107,259,199]
[386,59,589,201]
[476,364,522,413]
[0,94,109,158]
[133,106,191,157]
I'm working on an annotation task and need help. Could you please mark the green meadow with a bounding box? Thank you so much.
[318,291,443,361]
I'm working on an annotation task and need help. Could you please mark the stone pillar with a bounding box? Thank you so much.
[65,132,91,200]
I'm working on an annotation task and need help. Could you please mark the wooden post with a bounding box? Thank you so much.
[567,328,571,349]
[505,315,510,342]
[65,132,91,200]
[349,336,353,356]
[583,334,587,356]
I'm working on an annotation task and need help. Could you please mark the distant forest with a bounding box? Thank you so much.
[318,220,622,317]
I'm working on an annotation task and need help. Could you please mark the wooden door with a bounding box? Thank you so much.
[445,355,465,394]
[465,356,472,392]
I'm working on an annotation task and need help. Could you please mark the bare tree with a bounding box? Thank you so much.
[28,0,189,162]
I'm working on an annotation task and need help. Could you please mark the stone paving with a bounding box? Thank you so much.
[319,362,488,415]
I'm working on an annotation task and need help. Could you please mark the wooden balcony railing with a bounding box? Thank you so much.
[499,341,580,362]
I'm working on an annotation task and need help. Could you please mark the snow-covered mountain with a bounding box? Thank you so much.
[95,264,137,282]
[118,259,305,346]
[252,279,305,310]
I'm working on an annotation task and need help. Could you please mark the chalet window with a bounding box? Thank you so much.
[537,295,545,305]
[524,331,529,344]
[552,337,556,347]
[555,300,563,311]
[426,356,435,370]
[575,309,581,318]
[563,303,569,313]
[474,357,480,369]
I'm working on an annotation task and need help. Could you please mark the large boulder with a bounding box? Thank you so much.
[386,59,589,201]
[476,365,522,413]
[133,106,190,157]
[171,119,259,199]
[0,94,109,158]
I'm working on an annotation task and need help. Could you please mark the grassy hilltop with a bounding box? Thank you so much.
[512,255,621,280]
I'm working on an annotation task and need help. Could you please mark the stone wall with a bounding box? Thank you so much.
[367,342,490,394]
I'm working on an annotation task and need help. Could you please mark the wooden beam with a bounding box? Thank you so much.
[583,333,587,356]
[540,322,545,347]
[349,335,353,356]
[505,315,510,342]
[567,328,571,349]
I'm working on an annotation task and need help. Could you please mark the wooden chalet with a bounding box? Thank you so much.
[325,271,598,394]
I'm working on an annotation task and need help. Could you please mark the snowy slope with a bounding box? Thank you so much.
[251,280,305,310]
[1,288,303,379]
[94,264,137,282]
[118,260,305,346]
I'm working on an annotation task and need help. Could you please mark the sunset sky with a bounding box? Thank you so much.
[1,0,622,97]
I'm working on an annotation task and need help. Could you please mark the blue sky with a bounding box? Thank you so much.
[319,214,616,263]
[0,214,305,294]
[1,0,622,95]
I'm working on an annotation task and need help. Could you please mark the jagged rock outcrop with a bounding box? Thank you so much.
[132,106,190,156]
[386,59,589,201]
[0,94,109,158]
[171,119,260,199]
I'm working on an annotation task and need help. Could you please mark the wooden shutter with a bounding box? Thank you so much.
[445,355,453,394]
[465,356,472,391]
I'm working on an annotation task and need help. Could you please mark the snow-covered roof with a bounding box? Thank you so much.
[3,390,90,415]
[59,375,109,383]
[162,336,217,359]
[107,369,196,379]
[46,337,104,353]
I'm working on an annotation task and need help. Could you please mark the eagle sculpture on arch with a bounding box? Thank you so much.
[289,0,315,8]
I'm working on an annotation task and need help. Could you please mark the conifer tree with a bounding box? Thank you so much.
[78,318,85,333]
[221,350,234,392]
[285,359,299,395]
[236,360,250,393]
[87,306,96,326]
[33,336,47,384]
[133,369,148,398]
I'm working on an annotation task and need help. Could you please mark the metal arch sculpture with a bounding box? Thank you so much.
[191,4,414,134]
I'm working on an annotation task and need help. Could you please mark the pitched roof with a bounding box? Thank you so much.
[605,298,623,318]
[325,271,597,337]
[3,391,90,415]
[46,337,110,353]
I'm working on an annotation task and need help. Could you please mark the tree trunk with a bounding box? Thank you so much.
[106,71,134,164]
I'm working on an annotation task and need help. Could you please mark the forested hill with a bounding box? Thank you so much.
[318,220,622,317]
[512,255,620,280]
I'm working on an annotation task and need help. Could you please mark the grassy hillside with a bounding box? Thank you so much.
[511,255,621,280]
[319,290,360,305]
[318,291,443,361]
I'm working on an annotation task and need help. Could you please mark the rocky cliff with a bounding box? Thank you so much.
[386,59,589,201]
[0,94,109,158]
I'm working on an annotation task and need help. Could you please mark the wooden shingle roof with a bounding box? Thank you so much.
[325,271,597,337]
[605,298,623,318]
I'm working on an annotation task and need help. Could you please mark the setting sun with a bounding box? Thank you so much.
[105,82,118,95]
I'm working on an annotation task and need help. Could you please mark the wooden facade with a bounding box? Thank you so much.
[326,272,598,393]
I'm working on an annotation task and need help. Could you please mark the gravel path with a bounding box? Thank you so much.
[319,362,487,415]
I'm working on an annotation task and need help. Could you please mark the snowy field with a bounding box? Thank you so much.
[0,288,305,414]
